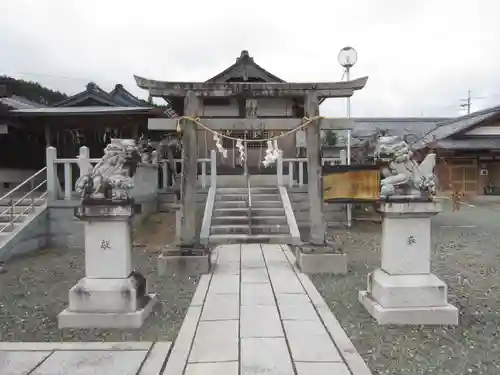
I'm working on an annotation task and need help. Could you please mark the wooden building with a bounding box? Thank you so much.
[414,105,500,195]
[0,81,166,191]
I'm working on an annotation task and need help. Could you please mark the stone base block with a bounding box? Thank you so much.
[58,293,158,329]
[158,247,211,276]
[359,291,459,325]
[68,277,146,313]
[369,269,448,308]
[295,247,347,274]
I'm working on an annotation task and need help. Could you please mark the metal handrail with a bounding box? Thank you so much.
[0,169,48,234]
[247,179,252,235]
[0,167,46,203]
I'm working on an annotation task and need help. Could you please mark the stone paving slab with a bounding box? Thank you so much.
[241,337,294,375]
[241,282,275,305]
[200,293,239,321]
[188,320,239,363]
[240,304,283,338]
[0,341,171,375]
[31,350,148,375]
[1,351,52,375]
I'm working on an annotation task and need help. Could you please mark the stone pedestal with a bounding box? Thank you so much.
[58,200,158,329]
[157,243,212,276]
[359,200,459,325]
[295,239,347,274]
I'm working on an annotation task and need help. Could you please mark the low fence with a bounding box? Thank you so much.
[279,156,345,188]
[45,146,345,200]
[158,150,216,190]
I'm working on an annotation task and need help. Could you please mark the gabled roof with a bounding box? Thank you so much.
[206,50,285,83]
[412,104,500,150]
[109,84,150,107]
[331,117,448,148]
[52,82,118,107]
[0,95,45,110]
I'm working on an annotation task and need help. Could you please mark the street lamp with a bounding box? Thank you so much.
[338,46,358,228]
[338,46,358,118]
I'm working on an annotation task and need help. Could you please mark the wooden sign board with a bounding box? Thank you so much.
[322,164,381,203]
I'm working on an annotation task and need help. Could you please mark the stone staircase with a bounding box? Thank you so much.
[0,195,47,254]
[208,187,298,244]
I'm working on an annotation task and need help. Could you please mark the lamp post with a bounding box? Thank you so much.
[338,46,358,228]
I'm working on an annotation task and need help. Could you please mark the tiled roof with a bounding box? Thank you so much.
[435,138,500,150]
[412,105,500,150]
[9,106,158,116]
[332,118,448,147]
[206,50,285,83]
[109,84,150,107]
[0,95,45,109]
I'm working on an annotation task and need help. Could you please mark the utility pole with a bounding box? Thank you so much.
[460,90,471,114]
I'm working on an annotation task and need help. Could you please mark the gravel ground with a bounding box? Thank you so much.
[0,212,199,342]
[312,203,500,375]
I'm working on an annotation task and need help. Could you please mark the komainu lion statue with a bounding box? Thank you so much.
[375,136,437,199]
[75,139,141,201]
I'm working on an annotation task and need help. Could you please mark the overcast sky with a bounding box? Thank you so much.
[1,0,499,118]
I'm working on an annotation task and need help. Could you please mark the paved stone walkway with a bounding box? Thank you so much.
[164,243,371,375]
[0,243,371,375]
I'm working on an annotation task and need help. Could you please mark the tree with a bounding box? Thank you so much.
[0,76,68,105]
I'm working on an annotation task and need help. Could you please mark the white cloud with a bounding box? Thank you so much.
[1,0,499,117]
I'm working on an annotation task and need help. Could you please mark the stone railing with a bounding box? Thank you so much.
[46,146,159,201]
[158,149,217,190]
[279,155,346,188]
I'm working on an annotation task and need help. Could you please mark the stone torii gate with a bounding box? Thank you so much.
[134,75,368,249]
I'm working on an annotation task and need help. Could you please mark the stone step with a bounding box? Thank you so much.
[213,200,283,209]
[251,201,282,208]
[211,216,287,225]
[214,193,281,202]
[0,214,27,223]
[208,233,292,244]
[0,205,36,215]
[215,193,248,201]
[0,197,45,206]
[216,187,279,194]
[214,200,248,209]
[0,222,21,233]
[251,216,288,225]
[211,215,249,224]
[210,224,289,235]
[213,207,284,217]
[251,194,281,202]
[211,224,250,234]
